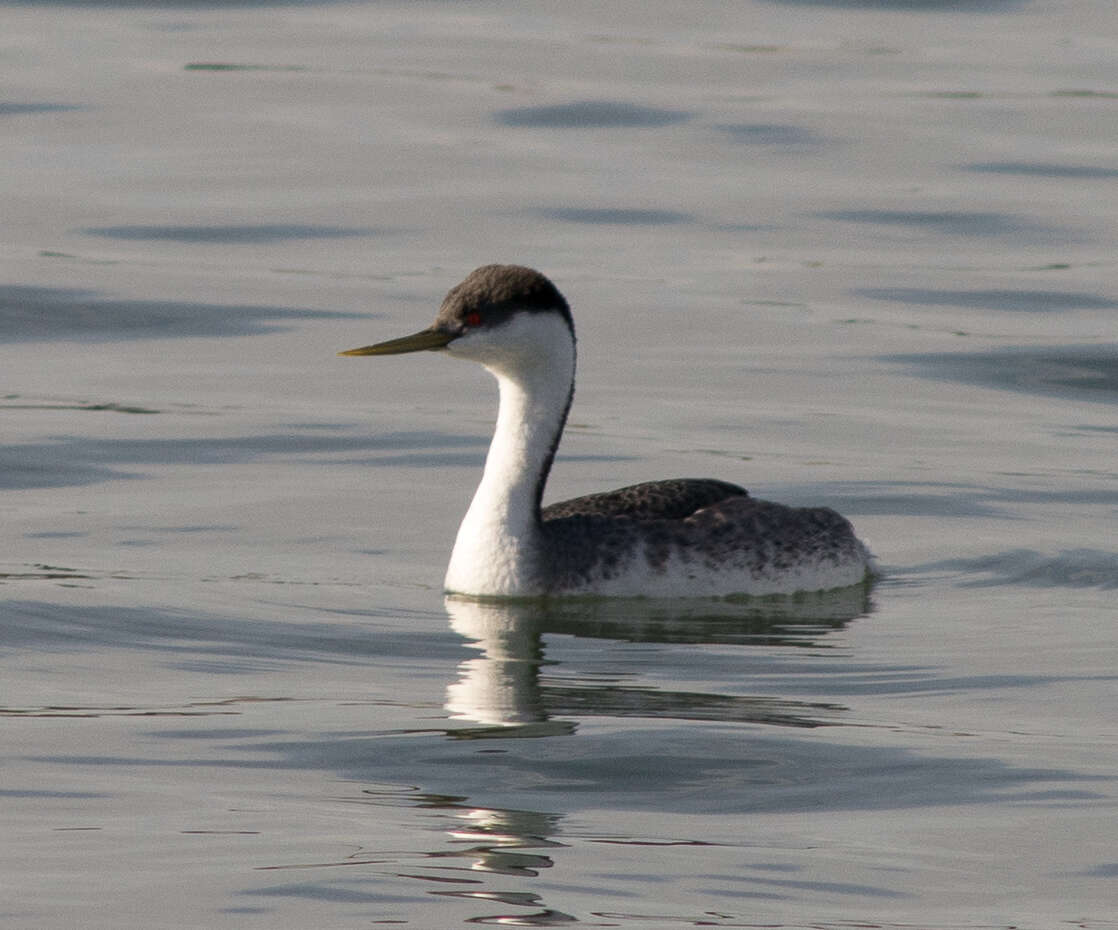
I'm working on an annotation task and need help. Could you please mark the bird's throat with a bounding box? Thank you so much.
[443,321,575,596]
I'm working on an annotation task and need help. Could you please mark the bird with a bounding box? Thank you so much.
[340,264,872,598]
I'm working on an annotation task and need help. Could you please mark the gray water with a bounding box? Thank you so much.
[2,2,1116,927]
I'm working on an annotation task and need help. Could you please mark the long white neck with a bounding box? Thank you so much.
[443,314,576,596]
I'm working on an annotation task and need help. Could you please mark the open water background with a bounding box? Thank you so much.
[1,1,1116,927]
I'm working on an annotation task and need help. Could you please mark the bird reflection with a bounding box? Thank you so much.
[347,588,871,925]
[353,788,576,924]
[444,586,870,735]
[415,802,564,878]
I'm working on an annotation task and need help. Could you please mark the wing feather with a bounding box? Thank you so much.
[541,478,747,522]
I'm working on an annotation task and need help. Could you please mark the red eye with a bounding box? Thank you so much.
[464,311,482,328]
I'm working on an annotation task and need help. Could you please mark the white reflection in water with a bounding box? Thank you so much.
[443,589,870,733]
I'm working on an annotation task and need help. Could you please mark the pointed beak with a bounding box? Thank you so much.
[338,327,455,356]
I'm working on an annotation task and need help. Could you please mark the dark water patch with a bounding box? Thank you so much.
[0,284,366,343]
[342,450,629,470]
[241,882,415,904]
[714,223,778,233]
[0,430,484,489]
[0,788,107,799]
[702,873,908,899]
[495,101,691,129]
[0,446,134,490]
[348,450,490,469]
[884,345,1118,402]
[708,43,786,54]
[1051,89,1118,99]
[62,429,483,464]
[966,161,1118,179]
[76,401,161,413]
[3,701,245,717]
[113,524,239,534]
[746,668,1071,698]
[0,564,90,582]
[1069,424,1118,434]
[819,209,1059,241]
[857,287,1118,312]
[1,600,460,668]
[913,549,1118,589]
[918,90,986,98]
[532,207,692,226]
[82,224,377,244]
[285,422,352,431]
[717,123,825,148]
[0,0,358,6]
[149,728,286,740]
[758,0,1027,8]
[184,63,307,72]
[0,397,161,414]
[779,480,1118,520]
[38,250,118,266]
[1076,863,1118,877]
[0,102,84,115]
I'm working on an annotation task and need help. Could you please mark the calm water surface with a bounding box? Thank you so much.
[2,2,1116,928]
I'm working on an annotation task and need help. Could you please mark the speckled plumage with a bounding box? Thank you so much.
[342,264,872,598]
[541,477,747,521]
[540,485,867,595]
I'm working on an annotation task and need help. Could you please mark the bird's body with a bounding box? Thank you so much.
[341,264,871,598]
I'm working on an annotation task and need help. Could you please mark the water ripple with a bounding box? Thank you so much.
[914,548,1118,589]
[495,101,691,129]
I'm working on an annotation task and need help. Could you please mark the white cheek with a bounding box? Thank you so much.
[445,316,554,372]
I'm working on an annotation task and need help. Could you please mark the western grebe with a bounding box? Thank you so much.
[340,264,871,598]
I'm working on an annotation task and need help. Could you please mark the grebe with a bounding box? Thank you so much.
[341,264,871,597]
